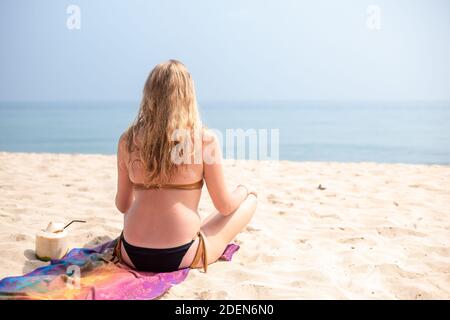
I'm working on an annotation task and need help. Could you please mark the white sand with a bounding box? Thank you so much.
[0,152,449,299]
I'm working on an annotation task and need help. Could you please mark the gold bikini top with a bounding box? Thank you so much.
[132,179,204,191]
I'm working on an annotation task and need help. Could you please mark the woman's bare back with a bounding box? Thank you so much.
[120,134,204,249]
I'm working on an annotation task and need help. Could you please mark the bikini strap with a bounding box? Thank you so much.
[190,231,208,273]
[111,232,124,263]
[133,179,204,191]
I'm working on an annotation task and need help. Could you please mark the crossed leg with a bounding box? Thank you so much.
[182,194,257,269]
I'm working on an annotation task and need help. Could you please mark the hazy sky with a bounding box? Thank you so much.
[0,0,449,102]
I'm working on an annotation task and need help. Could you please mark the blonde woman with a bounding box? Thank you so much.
[114,60,257,272]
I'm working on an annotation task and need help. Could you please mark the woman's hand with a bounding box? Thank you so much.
[247,187,258,198]
[237,184,258,198]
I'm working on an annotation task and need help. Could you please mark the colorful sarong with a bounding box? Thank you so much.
[0,238,239,300]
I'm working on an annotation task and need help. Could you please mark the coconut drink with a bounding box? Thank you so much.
[35,220,86,261]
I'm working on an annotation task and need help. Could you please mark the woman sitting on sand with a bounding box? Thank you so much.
[114,60,257,272]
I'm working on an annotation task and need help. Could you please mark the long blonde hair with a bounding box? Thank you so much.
[126,59,201,183]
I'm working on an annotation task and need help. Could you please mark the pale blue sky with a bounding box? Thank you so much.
[0,0,449,102]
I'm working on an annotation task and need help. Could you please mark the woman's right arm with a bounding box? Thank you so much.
[203,131,249,216]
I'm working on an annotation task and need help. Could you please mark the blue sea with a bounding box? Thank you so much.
[0,101,449,164]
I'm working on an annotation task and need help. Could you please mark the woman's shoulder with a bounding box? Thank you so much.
[119,131,128,142]
[201,127,219,145]
[118,129,135,155]
[118,131,129,149]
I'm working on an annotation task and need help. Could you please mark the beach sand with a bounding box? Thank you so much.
[0,152,449,299]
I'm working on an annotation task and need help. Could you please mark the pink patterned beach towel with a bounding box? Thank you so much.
[0,237,239,300]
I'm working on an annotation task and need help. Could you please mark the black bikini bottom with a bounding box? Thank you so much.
[120,233,195,273]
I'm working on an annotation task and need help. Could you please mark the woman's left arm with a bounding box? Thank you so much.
[115,134,133,214]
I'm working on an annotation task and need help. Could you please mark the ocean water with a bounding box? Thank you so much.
[0,101,449,164]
